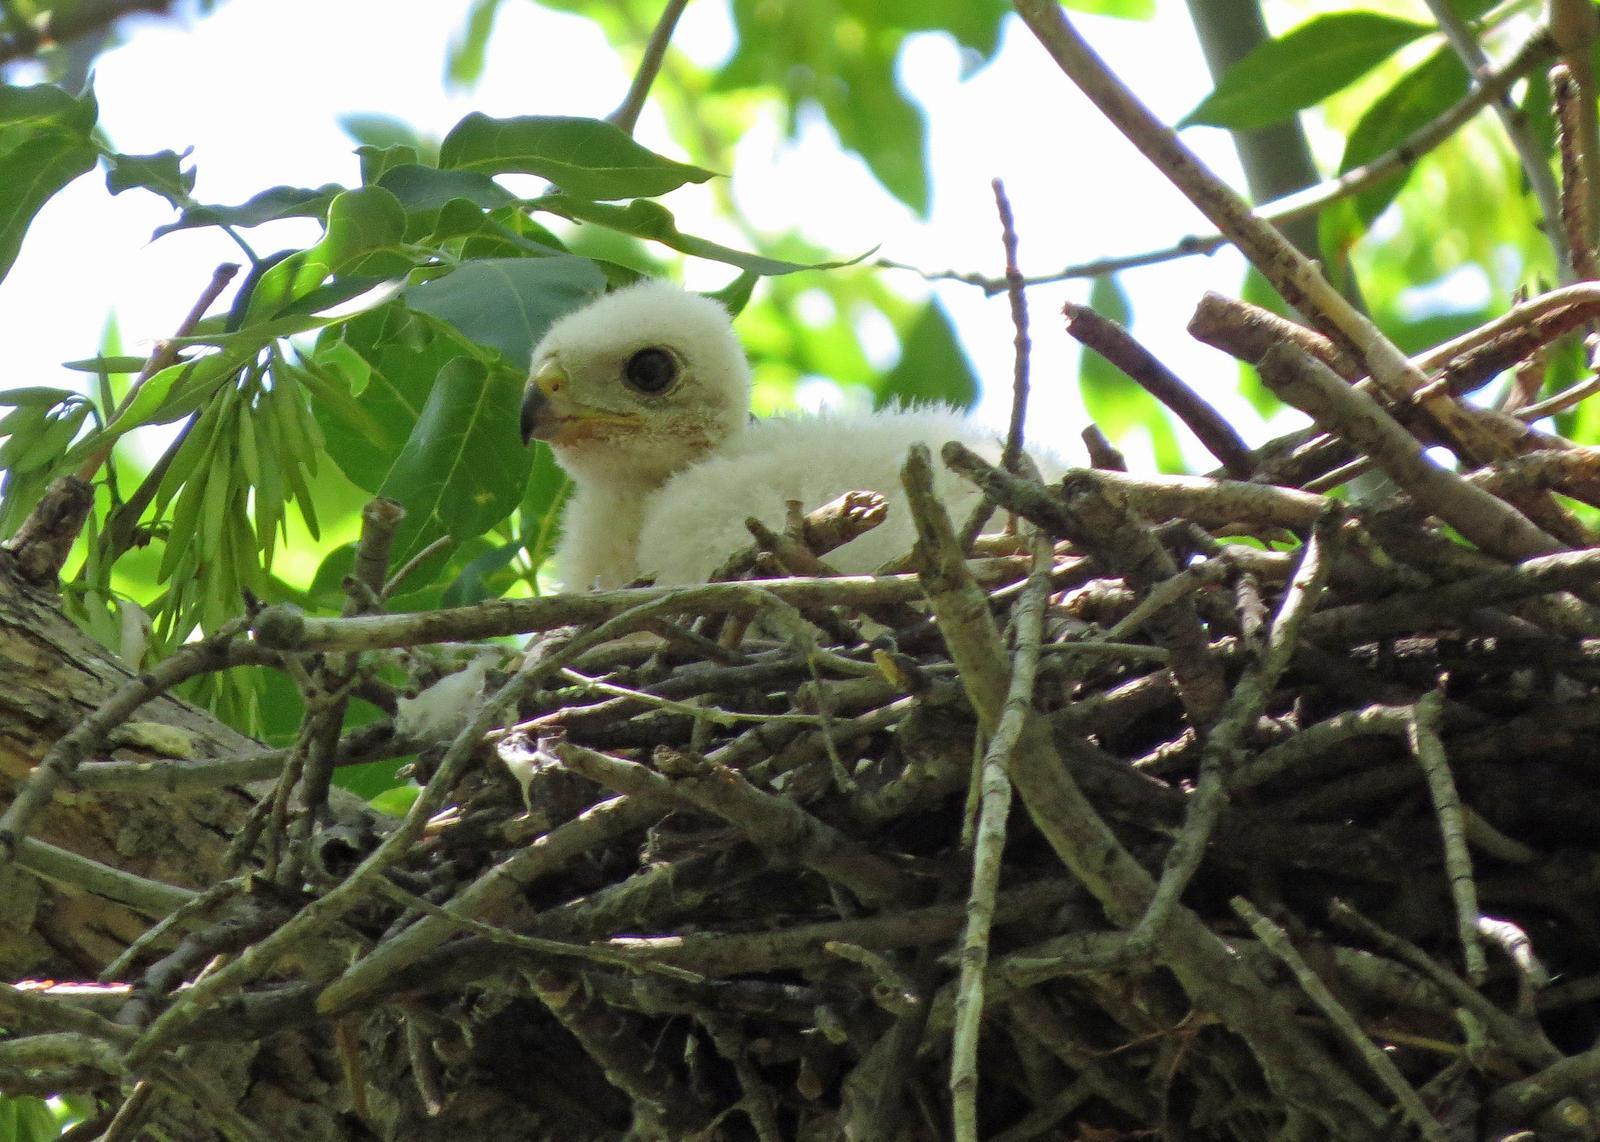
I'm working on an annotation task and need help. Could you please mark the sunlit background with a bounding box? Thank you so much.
[1,0,1260,481]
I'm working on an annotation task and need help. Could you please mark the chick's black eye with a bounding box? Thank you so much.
[624,347,677,394]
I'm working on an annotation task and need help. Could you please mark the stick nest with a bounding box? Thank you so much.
[17,305,1600,1142]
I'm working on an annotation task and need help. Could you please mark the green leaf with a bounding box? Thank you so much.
[709,269,760,316]
[442,538,522,605]
[308,304,468,493]
[96,348,249,438]
[153,184,345,237]
[440,113,716,199]
[519,441,569,576]
[448,0,503,89]
[358,143,422,187]
[63,355,147,374]
[832,35,929,214]
[717,4,931,212]
[105,149,195,204]
[0,131,97,284]
[1183,12,1433,131]
[875,300,978,410]
[378,164,518,214]
[377,357,534,571]
[840,0,1012,55]
[340,113,428,154]
[370,781,421,816]
[242,187,409,321]
[1340,46,1469,225]
[403,255,608,370]
[1063,0,1154,16]
[0,82,97,137]
[0,384,79,405]
[2,400,88,473]
[537,196,862,275]
[428,198,566,257]
[0,1093,61,1142]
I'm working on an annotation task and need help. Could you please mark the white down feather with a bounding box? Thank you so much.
[523,280,1061,589]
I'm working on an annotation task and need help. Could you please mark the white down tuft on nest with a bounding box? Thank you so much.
[521,279,1059,589]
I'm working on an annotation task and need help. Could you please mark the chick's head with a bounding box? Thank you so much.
[521,280,750,488]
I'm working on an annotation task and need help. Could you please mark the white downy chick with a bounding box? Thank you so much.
[395,653,495,743]
[522,280,1058,588]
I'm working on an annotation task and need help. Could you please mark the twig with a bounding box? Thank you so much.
[125,627,577,1068]
[559,740,916,907]
[1553,0,1600,247]
[1132,505,1337,947]
[528,966,713,1136]
[317,794,661,1017]
[607,0,690,135]
[1328,899,1559,1069]
[1407,684,1485,983]
[283,498,405,878]
[252,576,962,653]
[13,836,195,916]
[1552,63,1600,279]
[1232,898,1448,1142]
[1477,915,1550,1014]
[949,530,1050,1141]
[1187,290,1363,379]
[1421,0,1570,274]
[900,443,1389,1133]
[1230,704,1413,789]
[599,881,1075,976]
[1515,372,1600,420]
[381,534,452,601]
[1080,424,1126,469]
[941,446,1228,724]
[1009,0,1544,478]
[1302,545,1600,642]
[1254,342,1562,559]
[76,263,239,482]
[1064,300,1254,477]
[883,28,1552,292]
[993,178,1030,475]
[71,720,421,792]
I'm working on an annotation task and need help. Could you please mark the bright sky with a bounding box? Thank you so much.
[1,0,1268,482]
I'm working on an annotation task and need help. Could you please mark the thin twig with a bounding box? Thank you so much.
[1421,0,1570,275]
[1010,0,1548,482]
[1553,0,1600,247]
[607,0,691,135]
[1552,63,1600,279]
[1064,300,1254,477]
[993,178,1030,474]
[1132,505,1338,947]
[882,28,1552,292]
[1254,343,1562,559]
[949,530,1050,1141]
[1232,898,1448,1142]
[1407,684,1485,983]
[76,263,239,482]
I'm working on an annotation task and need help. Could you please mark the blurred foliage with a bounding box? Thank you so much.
[0,0,1587,789]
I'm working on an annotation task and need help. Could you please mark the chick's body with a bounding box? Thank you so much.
[636,408,1015,584]
[522,279,1057,590]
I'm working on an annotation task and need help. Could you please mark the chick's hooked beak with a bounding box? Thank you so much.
[520,358,567,445]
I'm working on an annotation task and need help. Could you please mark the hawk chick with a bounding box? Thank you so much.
[522,280,1051,588]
